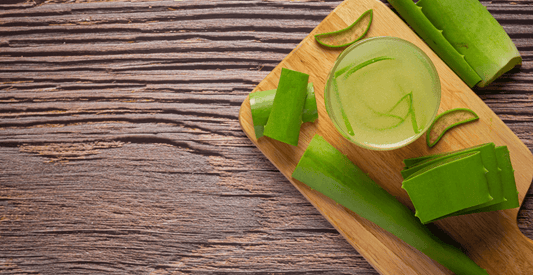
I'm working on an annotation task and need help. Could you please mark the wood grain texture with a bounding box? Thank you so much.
[1,0,533,274]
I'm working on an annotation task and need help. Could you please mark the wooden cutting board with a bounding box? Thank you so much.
[238,0,533,274]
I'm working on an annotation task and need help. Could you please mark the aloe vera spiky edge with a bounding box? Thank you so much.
[292,135,488,275]
[387,0,521,87]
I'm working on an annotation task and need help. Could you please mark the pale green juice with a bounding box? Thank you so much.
[325,37,441,150]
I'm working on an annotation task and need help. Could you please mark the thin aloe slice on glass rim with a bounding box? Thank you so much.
[250,83,317,139]
[314,9,373,48]
[426,108,479,147]
[291,135,488,275]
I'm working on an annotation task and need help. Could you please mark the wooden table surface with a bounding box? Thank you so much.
[1,0,532,274]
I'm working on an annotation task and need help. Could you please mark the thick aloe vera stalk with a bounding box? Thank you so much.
[417,0,521,87]
[292,135,488,275]
[263,68,309,146]
[387,0,481,87]
[250,83,317,139]
[402,151,493,224]
[388,0,521,87]
[402,143,505,213]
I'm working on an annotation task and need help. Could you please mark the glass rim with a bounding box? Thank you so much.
[324,36,442,151]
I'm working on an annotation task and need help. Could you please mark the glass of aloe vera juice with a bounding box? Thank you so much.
[325,36,441,150]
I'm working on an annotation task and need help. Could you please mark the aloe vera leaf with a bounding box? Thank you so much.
[481,146,520,211]
[292,135,488,275]
[315,9,373,48]
[427,108,479,147]
[386,0,481,87]
[250,83,317,139]
[332,78,354,135]
[402,151,493,224]
[338,56,394,80]
[402,143,506,213]
[416,0,522,87]
[263,68,309,146]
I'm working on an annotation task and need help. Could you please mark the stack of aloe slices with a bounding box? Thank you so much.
[292,135,489,275]
[402,143,519,224]
[387,0,521,88]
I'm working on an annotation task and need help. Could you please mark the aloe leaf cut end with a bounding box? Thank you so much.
[426,108,479,147]
[315,9,373,48]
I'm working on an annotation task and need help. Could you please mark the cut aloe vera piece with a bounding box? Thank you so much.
[427,108,479,147]
[335,56,394,79]
[481,146,520,212]
[402,143,505,213]
[416,0,522,87]
[263,68,309,146]
[315,9,373,48]
[402,151,492,224]
[250,83,317,139]
[292,135,488,275]
[387,0,481,87]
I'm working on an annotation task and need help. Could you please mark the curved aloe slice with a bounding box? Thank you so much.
[315,9,373,48]
[335,56,394,79]
[263,68,309,146]
[250,83,317,139]
[427,108,479,147]
[292,135,488,275]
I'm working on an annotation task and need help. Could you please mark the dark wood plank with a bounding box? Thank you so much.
[1,0,532,274]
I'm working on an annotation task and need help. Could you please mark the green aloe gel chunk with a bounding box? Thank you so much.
[250,83,317,139]
[402,143,505,213]
[263,68,309,146]
[402,151,493,224]
[292,135,488,275]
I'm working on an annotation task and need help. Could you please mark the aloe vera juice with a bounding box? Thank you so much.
[326,37,441,150]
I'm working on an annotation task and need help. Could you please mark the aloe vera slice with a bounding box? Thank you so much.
[315,9,373,48]
[416,0,522,87]
[335,56,394,79]
[263,68,309,146]
[331,78,354,135]
[250,83,317,139]
[402,143,505,214]
[481,146,520,212]
[386,0,481,87]
[427,108,479,147]
[292,135,488,275]
[402,151,492,224]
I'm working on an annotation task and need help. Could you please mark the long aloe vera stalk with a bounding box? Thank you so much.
[263,68,309,146]
[388,0,521,87]
[250,83,317,139]
[292,135,488,275]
